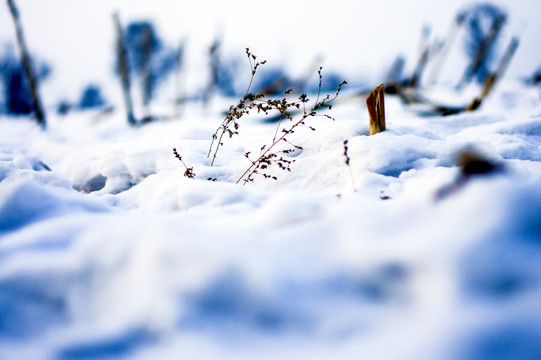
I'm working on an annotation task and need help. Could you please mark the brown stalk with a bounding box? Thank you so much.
[366,84,386,135]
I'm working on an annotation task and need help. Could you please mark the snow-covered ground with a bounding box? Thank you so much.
[3,0,541,359]
[2,79,541,359]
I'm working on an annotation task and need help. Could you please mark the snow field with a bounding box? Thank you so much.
[1,82,541,359]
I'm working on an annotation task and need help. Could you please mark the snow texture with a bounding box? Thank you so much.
[1,80,541,359]
[2,1,541,357]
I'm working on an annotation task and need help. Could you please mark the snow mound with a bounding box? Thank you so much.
[1,83,541,359]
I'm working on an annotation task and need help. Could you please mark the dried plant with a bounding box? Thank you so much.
[343,140,351,167]
[207,48,346,184]
[207,48,266,166]
[172,148,196,178]
[236,71,346,184]
[343,139,356,191]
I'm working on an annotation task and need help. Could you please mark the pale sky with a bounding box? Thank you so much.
[1,0,540,104]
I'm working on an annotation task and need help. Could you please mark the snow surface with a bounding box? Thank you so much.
[1,80,541,359]
[2,0,541,358]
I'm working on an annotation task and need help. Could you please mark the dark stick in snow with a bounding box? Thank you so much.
[410,26,432,88]
[140,24,154,112]
[7,0,46,128]
[113,13,136,126]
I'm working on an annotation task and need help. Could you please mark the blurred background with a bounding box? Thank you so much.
[0,0,540,113]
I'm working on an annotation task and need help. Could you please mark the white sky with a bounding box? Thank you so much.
[1,0,540,104]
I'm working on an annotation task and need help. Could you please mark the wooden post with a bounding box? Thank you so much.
[367,84,386,135]
[113,13,136,126]
[7,0,46,128]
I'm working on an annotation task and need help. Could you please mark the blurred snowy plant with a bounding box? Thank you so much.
[251,65,292,95]
[117,21,177,106]
[0,45,50,115]
[436,148,504,200]
[78,84,107,109]
[459,3,507,86]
